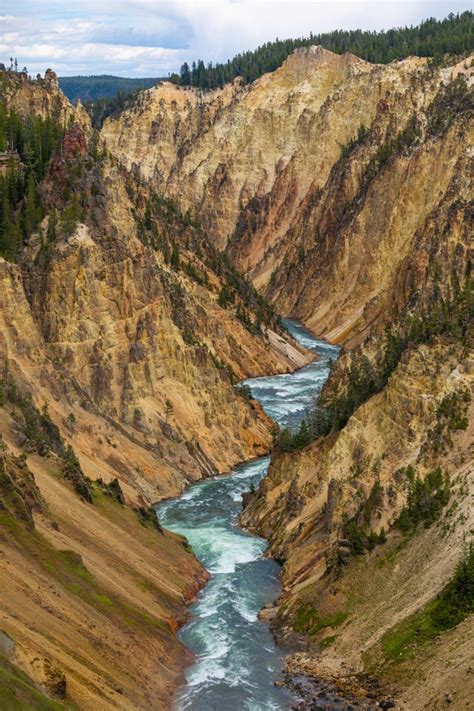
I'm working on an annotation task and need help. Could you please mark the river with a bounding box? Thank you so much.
[157,320,340,710]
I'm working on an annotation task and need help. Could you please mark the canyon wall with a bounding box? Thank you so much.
[2,69,308,503]
[1,44,472,709]
[0,70,308,709]
[241,327,473,708]
[103,48,473,347]
[103,47,473,707]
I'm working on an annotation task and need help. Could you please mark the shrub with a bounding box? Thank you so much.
[235,383,253,400]
[382,542,474,662]
[396,466,450,531]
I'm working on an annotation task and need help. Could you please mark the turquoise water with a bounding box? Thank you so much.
[157,320,339,710]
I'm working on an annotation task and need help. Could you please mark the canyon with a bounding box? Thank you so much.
[103,47,472,345]
[103,49,473,707]
[0,40,473,711]
[0,68,307,709]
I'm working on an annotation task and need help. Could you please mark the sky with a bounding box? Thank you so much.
[1,1,472,77]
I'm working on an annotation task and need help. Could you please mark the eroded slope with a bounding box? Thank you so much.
[0,69,309,709]
[103,49,472,348]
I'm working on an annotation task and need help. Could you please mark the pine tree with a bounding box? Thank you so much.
[170,244,180,269]
[180,62,191,85]
[47,209,57,242]
[177,12,473,90]
[23,172,38,236]
[0,194,20,261]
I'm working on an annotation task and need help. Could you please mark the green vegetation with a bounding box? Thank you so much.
[135,506,163,533]
[336,75,471,227]
[0,375,92,503]
[293,602,348,637]
[339,124,369,159]
[273,419,312,453]
[437,390,470,431]
[177,12,473,89]
[429,388,471,455]
[396,466,450,532]
[351,114,423,196]
[0,509,167,635]
[0,378,62,454]
[330,480,388,560]
[182,259,209,286]
[234,383,253,400]
[426,74,474,136]
[135,186,283,335]
[343,518,387,556]
[62,446,93,504]
[381,542,474,662]
[320,635,337,649]
[0,654,71,711]
[59,76,170,129]
[0,105,65,260]
[96,477,125,505]
[1,69,112,261]
[0,106,64,179]
[58,75,161,102]
[274,262,473,453]
[94,478,164,534]
[0,454,38,530]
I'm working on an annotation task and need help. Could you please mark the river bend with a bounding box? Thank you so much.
[157,320,339,710]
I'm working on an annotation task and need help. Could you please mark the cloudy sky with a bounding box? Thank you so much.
[2,1,471,77]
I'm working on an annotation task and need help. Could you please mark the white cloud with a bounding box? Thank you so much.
[3,1,472,77]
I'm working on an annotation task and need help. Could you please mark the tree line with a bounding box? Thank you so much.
[0,105,65,261]
[175,12,473,90]
[59,75,161,102]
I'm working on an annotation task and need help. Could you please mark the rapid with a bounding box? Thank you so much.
[157,320,339,710]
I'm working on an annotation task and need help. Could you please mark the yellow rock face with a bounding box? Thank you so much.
[2,68,90,129]
[2,209,306,503]
[0,70,309,709]
[103,49,473,347]
[0,434,207,711]
[102,47,378,251]
[1,70,310,502]
[241,336,474,707]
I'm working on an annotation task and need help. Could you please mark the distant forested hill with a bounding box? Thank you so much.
[59,75,162,102]
[57,11,473,127]
[177,11,474,89]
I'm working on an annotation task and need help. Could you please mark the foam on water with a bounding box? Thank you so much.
[156,320,339,710]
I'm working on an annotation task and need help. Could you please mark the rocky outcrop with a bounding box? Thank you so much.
[1,68,89,129]
[242,336,473,560]
[241,333,473,708]
[0,69,310,710]
[1,72,309,504]
[103,50,472,349]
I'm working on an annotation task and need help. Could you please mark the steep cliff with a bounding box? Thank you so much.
[102,46,378,254]
[0,405,207,710]
[261,63,473,346]
[1,66,90,131]
[103,49,472,348]
[1,69,309,502]
[241,328,473,707]
[0,70,309,709]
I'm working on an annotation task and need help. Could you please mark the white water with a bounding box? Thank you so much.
[157,320,339,710]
